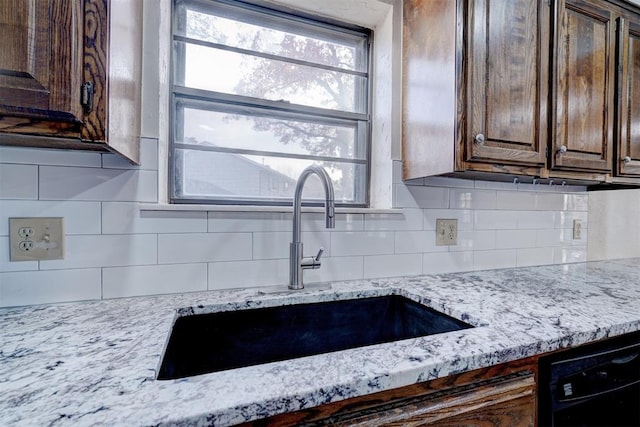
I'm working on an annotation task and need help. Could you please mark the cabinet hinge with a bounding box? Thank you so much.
[81,82,94,113]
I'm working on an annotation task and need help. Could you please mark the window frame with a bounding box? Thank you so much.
[169,0,373,207]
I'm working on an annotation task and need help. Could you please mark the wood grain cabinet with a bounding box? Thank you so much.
[243,358,537,426]
[403,0,550,181]
[403,0,640,185]
[616,13,640,177]
[551,0,616,176]
[0,0,142,164]
[466,0,549,170]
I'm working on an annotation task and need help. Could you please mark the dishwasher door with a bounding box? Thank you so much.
[539,332,640,427]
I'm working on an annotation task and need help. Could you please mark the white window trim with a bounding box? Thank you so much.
[143,0,400,210]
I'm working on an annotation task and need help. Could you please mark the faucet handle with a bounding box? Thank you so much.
[301,247,324,270]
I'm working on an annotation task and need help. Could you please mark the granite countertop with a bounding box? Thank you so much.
[2,258,640,426]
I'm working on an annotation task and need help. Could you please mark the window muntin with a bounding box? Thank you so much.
[171,0,371,206]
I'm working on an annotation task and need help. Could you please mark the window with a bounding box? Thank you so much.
[170,0,372,206]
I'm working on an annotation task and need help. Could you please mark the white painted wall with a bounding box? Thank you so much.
[588,189,640,260]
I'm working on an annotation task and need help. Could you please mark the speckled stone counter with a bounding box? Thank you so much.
[2,259,640,426]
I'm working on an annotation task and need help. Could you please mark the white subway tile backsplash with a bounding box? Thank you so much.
[364,208,423,231]
[423,251,474,274]
[102,138,159,170]
[158,233,252,264]
[452,230,496,252]
[535,193,567,211]
[0,164,38,200]
[495,230,537,249]
[450,188,497,210]
[0,236,38,272]
[423,209,473,231]
[304,256,364,283]
[474,210,518,230]
[555,211,588,229]
[516,247,555,267]
[209,259,288,289]
[0,146,102,167]
[252,231,330,260]
[363,254,422,279]
[209,212,290,233]
[496,191,536,210]
[567,194,589,211]
[331,231,395,256]
[554,246,587,264]
[102,263,207,298]
[0,200,101,235]
[394,231,447,254]
[517,211,556,229]
[103,202,206,234]
[0,148,597,308]
[39,167,157,202]
[394,185,449,209]
[0,269,101,307]
[40,235,157,270]
[303,213,364,232]
[536,229,574,247]
[473,249,517,270]
[207,212,363,233]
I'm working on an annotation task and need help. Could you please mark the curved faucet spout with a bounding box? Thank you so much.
[290,165,336,290]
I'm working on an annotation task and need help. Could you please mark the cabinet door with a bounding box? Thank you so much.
[617,17,640,176]
[0,0,84,136]
[552,0,616,173]
[467,0,549,167]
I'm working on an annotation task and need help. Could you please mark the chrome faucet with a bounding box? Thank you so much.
[289,165,336,290]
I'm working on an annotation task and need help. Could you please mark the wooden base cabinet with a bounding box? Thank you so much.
[244,358,537,427]
[0,0,142,164]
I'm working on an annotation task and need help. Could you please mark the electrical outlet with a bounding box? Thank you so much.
[573,219,583,240]
[436,219,458,246]
[9,217,65,261]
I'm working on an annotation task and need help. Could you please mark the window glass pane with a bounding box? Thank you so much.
[178,106,363,160]
[174,149,365,204]
[172,0,370,206]
[175,41,366,113]
[177,5,366,72]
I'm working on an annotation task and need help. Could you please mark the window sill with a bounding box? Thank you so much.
[139,203,402,215]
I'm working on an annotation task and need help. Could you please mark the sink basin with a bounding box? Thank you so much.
[157,295,472,380]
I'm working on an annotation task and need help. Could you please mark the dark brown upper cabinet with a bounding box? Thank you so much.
[0,1,84,127]
[551,0,616,174]
[0,0,142,164]
[466,0,549,169]
[616,14,640,176]
[403,0,549,181]
[403,0,640,186]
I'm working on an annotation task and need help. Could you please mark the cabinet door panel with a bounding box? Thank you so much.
[553,0,615,172]
[618,18,640,176]
[468,0,548,166]
[0,0,83,122]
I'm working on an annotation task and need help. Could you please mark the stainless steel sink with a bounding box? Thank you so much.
[157,295,472,380]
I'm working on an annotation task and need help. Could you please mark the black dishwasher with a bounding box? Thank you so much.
[539,331,640,427]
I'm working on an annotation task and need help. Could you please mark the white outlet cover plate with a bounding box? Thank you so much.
[436,218,458,246]
[9,217,65,261]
